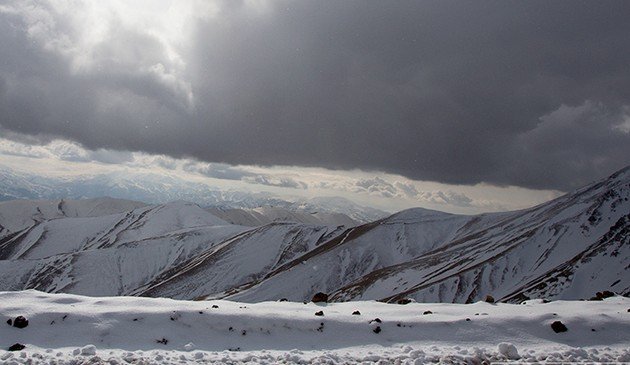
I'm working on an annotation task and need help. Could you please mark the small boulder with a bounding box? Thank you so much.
[372,326,381,334]
[423,310,433,315]
[551,321,568,333]
[6,319,11,326]
[314,311,324,316]
[80,345,96,356]
[312,292,329,303]
[498,343,520,360]
[397,298,412,305]
[352,310,361,315]
[212,305,219,309]
[8,343,25,351]
[484,295,495,303]
[369,318,382,323]
[278,298,288,302]
[590,290,616,301]
[601,290,615,298]
[13,316,28,329]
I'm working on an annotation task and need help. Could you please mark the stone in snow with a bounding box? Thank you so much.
[312,292,328,303]
[8,343,25,352]
[551,321,568,333]
[13,316,29,328]
[498,343,520,360]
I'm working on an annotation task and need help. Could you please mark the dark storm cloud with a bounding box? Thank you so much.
[1,1,630,190]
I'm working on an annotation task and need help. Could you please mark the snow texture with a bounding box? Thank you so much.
[0,290,629,364]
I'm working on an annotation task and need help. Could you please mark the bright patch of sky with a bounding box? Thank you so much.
[0,137,562,214]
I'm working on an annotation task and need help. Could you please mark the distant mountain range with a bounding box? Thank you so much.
[0,166,387,224]
[0,166,627,303]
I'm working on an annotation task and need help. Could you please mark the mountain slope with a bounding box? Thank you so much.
[0,201,246,296]
[225,167,629,303]
[0,167,627,303]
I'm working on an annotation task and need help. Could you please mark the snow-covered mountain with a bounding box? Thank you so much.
[0,166,628,303]
[0,166,387,224]
[206,206,358,227]
[229,166,629,303]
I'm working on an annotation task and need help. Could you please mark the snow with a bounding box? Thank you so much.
[0,197,146,233]
[0,290,629,364]
[207,206,359,228]
[1,167,628,303]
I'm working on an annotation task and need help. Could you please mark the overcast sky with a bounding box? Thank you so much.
[1,1,629,211]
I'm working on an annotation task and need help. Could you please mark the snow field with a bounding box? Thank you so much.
[1,290,629,364]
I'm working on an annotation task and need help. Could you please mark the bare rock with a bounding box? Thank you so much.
[13,316,28,329]
[551,321,568,333]
[8,343,25,351]
[312,292,329,303]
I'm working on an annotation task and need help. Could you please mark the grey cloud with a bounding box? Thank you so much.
[1,1,629,190]
[242,175,308,190]
[183,162,255,181]
[354,176,473,207]
[418,191,473,208]
[393,181,420,198]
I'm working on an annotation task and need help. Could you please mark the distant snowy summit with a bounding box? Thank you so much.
[0,166,388,224]
[0,166,628,303]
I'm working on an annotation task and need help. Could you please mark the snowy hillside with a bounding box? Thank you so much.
[206,206,358,227]
[0,201,247,296]
[0,166,628,304]
[0,290,629,364]
[229,167,630,303]
[0,197,146,233]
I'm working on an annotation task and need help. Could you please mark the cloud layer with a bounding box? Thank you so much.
[1,1,629,190]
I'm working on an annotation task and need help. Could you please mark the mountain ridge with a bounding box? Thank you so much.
[0,166,627,303]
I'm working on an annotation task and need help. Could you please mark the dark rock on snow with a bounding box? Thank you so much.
[423,310,433,315]
[373,326,381,334]
[484,295,495,303]
[551,321,568,333]
[314,311,324,316]
[397,298,412,305]
[312,292,329,303]
[13,316,29,329]
[590,291,615,301]
[352,310,361,315]
[8,343,26,351]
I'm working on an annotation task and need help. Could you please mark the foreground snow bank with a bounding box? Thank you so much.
[0,290,629,364]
